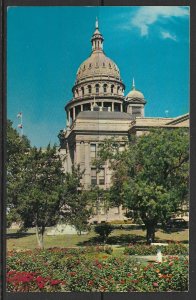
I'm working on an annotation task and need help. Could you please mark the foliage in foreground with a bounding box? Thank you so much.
[7,248,188,292]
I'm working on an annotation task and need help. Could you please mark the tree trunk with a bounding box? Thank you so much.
[146,225,155,245]
[35,225,44,249]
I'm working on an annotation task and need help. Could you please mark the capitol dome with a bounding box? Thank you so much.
[65,18,126,125]
[74,18,124,90]
[76,51,120,82]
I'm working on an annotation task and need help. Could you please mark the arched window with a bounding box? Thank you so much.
[103,62,105,67]
[117,86,120,94]
[88,85,92,94]
[95,84,100,94]
[111,85,114,94]
[75,88,78,97]
[81,87,84,96]
[103,84,107,93]
[89,63,92,68]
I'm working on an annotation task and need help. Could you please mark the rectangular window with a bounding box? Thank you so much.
[90,144,96,159]
[91,168,97,185]
[99,168,105,185]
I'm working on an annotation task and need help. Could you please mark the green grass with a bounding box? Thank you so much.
[6,227,189,251]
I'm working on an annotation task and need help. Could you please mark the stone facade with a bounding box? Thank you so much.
[59,20,189,223]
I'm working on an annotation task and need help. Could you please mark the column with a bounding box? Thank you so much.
[73,107,76,120]
[81,104,83,111]
[84,142,90,187]
[112,102,114,112]
[68,110,71,124]
[120,103,123,112]
[66,111,69,127]
[66,145,72,173]
[75,142,80,164]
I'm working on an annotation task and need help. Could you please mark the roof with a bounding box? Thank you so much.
[76,51,120,81]
[76,111,135,120]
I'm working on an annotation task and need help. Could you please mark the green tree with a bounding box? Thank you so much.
[60,166,92,235]
[95,129,189,244]
[14,145,65,248]
[7,121,92,247]
[7,120,30,226]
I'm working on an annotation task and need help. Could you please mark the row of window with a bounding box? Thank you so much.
[91,143,125,159]
[91,168,105,186]
[75,84,122,97]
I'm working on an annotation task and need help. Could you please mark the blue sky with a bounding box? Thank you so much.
[7,6,190,147]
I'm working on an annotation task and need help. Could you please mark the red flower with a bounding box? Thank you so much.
[120,280,125,284]
[153,282,158,287]
[169,262,173,266]
[88,280,94,286]
[36,276,44,282]
[51,279,61,286]
[127,273,132,277]
[38,282,45,289]
[70,272,76,276]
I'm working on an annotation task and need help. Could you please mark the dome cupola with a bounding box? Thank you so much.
[125,78,146,117]
[74,18,124,87]
[91,17,104,52]
[126,78,145,103]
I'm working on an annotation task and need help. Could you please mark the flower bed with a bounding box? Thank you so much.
[124,243,188,256]
[7,248,188,292]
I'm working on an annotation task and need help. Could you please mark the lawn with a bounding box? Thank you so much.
[7,227,189,251]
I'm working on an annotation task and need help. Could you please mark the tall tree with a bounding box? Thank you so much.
[7,120,30,226]
[95,128,189,243]
[14,145,65,248]
[7,121,91,247]
[60,166,92,235]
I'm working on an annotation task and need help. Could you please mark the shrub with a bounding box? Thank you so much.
[104,246,113,255]
[124,243,188,256]
[94,223,113,243]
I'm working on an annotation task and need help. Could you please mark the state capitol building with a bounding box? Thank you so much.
[58,19,189,223]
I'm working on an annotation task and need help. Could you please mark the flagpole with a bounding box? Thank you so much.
[21,113,23,136]
[17,112,23,137]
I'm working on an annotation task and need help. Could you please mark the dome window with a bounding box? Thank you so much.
[88,85,92,94]
[103,84,107,93]
[81,87,84,96]
[95,84,100,94]
[111,85,114,94]
[109,63,111,68]
[103,62,105,67]
[117,86,120,94]
[95,62,99,68]
[83,65,86,70]
[89,63,92,69]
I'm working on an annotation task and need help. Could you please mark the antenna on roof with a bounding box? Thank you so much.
[132,77,135,90]
[165,110,169,117]
[95,17,99,29]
